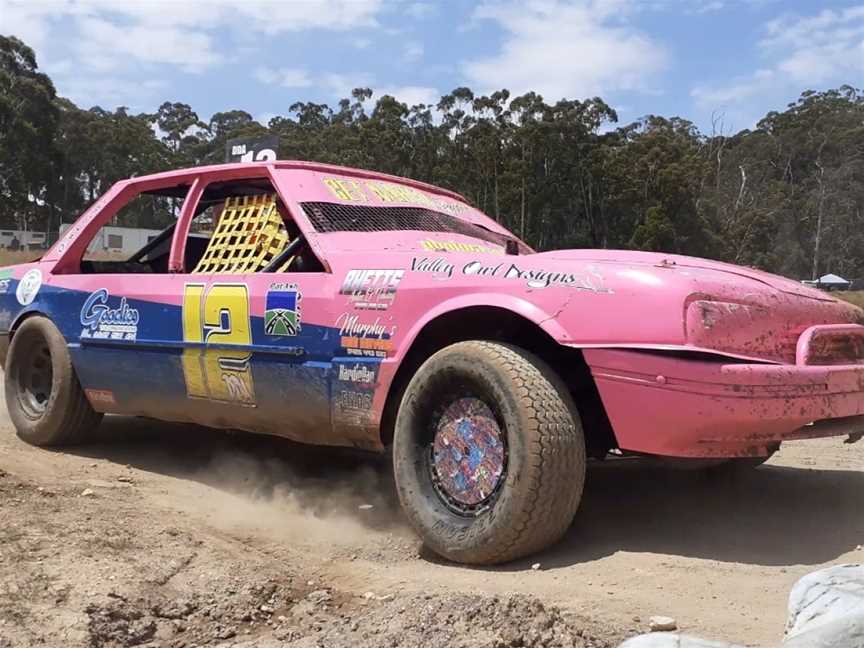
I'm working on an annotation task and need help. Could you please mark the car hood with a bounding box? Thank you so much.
[502,249,863,362]
[537,249,834,302]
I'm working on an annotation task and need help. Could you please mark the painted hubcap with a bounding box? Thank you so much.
[429,397,506,514]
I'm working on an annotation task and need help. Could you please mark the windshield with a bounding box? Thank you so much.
[300,202,533,254]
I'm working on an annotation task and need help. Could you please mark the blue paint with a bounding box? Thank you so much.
[0,278,382,449]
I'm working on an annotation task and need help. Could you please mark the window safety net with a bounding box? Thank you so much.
[192,194,293,274]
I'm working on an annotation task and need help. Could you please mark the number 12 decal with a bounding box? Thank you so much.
[181,283,256,406]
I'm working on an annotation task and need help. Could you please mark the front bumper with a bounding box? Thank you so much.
[583,348,864,458]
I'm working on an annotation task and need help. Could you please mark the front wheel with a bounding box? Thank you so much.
[5,316,103,446]
[393,341,586,565]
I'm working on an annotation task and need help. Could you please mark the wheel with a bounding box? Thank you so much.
[5,316,102,446]
[393,340,586,565]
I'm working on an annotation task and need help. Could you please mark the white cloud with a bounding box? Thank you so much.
[405,2,438,19]
[691,5,864,123]
[255,111,279,127]
[56,76,168,111]
[18,0,384,33]
[1,0,386,110]
[1,1,63,52]
[762,6,864,50]
[75,17,221,73]
[254,66,313,88]
[687,0,725,14]
[3,4,383,75]
[231,0,383,33]
[462,0,668,101]
[403,40,424,63]
[323,72,375,99]
[691,69,776,106]
[376,85,440,107]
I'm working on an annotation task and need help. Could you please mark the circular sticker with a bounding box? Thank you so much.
[16,269,43,306]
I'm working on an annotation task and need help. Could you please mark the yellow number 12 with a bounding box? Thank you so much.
[181,283,255,405]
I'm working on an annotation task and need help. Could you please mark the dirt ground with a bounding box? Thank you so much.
[1,393,862,648]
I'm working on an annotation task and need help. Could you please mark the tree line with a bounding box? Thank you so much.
[2,35,862,280]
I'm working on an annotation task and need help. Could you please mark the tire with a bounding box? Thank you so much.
[393,340,586,565]
[5,316,102,446]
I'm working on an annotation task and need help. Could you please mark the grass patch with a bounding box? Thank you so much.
[0,250,42,266]
[834,291,864,309]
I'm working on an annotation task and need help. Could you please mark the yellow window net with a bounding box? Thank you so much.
[192,194,293,274]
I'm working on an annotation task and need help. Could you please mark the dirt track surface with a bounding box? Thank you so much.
[1,400,863,648]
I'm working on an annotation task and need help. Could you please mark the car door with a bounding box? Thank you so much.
[174,272,337,440]
[171,178,337,441]
[47,177,194,418]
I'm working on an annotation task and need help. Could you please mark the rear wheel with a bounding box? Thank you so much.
[5,316,102,446]
[393,341,585,565]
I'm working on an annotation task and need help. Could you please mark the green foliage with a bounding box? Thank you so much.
[1,35,863,281]
[0,36,58,230]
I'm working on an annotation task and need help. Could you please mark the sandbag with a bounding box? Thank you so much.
[783,563,864,648]
[618,634,746,648]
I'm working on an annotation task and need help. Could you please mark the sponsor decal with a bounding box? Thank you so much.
[340,269,403,310]
[338,390,373,412]
[323,178,368,202]
[365,181,469,215]
[16,269,42,306]
[337,312,395,358]
[411,257,454,279]
[334,386,376,429]
[85,389,116,406]
[321,177,468,215]
[336,362,378,386]
[264,282,301,336]
[0,279,9,294]
[419,239,504,255]
[461,261,609,292]
[80,289,140,341]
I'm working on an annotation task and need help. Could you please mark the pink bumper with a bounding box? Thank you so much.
[583,348,864,458]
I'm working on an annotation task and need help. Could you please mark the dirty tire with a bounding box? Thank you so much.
[393,340,586,565]
[5,316,102,446]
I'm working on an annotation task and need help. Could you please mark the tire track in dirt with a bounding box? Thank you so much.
[1,399,862,647]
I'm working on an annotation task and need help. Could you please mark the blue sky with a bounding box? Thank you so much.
[3,0,863,133]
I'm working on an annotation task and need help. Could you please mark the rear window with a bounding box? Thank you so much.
[300,202,530,253]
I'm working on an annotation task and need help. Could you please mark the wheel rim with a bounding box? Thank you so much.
[18,342,53,418]
[428,396,507,516]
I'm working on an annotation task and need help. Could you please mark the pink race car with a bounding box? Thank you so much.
[2,161,863,564]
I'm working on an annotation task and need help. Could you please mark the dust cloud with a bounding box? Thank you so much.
[181,436,409,547]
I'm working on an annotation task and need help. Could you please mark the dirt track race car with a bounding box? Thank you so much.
[2,161,864,564]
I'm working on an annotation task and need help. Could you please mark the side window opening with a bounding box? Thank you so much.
[70,178,325,275]
[184,179,324,274]
[73,185,190,275]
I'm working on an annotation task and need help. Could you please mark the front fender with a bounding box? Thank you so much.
[392,291,570,366]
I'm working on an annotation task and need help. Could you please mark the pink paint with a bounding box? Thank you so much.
[17,161,864,456]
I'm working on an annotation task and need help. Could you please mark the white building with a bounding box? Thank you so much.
[59,224,162,256]
[0,230,48,250]
[802,273,852,291]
